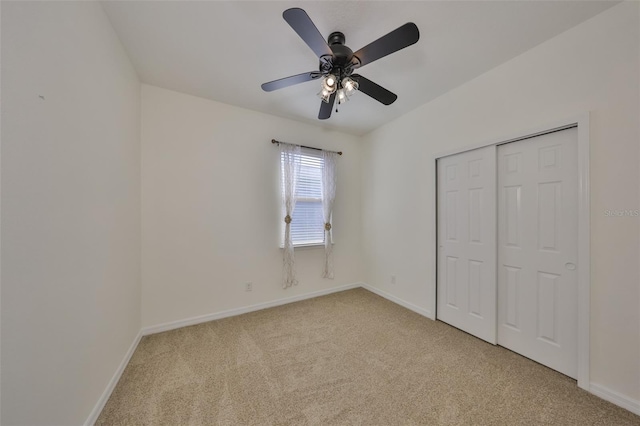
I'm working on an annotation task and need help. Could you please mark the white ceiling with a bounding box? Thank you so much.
[101,1,617,136]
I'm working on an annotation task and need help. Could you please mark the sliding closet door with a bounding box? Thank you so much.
[497,128,578,378]
[437,146,497,344]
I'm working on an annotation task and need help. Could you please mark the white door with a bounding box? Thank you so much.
[437,146,497,344]
[497,127,578,378]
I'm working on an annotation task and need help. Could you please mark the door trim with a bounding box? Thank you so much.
[431,113,591,390]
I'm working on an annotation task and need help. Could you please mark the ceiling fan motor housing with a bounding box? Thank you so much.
[321,31,356,76]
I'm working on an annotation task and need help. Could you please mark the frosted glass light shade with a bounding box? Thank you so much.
[317,88,331,103]
[337,88,348,104]
[322,74,337,93]
[342,77,359,95]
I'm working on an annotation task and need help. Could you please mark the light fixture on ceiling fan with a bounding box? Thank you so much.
[317,73,358,104]
[261,8,420,120]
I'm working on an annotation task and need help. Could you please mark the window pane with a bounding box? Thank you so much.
[281,148,325,246]
[291,200,324,245]
[297,155,322,199]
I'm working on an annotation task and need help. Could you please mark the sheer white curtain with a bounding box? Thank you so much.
[281,143,301,288]
[321,151,338,279]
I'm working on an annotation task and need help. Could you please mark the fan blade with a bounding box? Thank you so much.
[352,74,398,105]
[261,72,319,92]
[318,92,336,120]
[353,23,419,68]
[283,8,333,59]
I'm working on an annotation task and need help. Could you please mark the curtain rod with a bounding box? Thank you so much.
[271,139,342,156]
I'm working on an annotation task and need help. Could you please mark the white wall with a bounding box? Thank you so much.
[141,85,362,328]
[0,2,4,422]
[361,1,639,404]
[1,2,141,425]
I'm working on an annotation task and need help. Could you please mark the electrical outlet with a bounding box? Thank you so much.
[245,282,253,292]
[390,275,396,285]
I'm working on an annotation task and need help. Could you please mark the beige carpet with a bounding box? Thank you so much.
[97,288,639,425]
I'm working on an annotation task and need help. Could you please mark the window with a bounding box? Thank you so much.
[281,148,325,246]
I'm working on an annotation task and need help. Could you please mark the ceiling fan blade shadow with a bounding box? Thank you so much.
[261,72,319,92]
[283,8,333,59]
[353,23,419,68]
[318,92,336,120]
[352,74,397,105]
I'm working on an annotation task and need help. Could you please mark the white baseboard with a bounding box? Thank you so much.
[589,383,640,416]
[85,330,142,426]
[141,282,362,336]
[361,283,433,319]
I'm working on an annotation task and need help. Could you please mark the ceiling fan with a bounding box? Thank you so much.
[261,8,420,120]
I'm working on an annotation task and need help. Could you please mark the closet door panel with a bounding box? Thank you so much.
[497,128,578,379]
[437,146,497,344]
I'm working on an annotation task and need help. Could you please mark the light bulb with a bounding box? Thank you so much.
[322,74,337,93]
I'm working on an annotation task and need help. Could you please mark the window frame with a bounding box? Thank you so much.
[279,148,331,248]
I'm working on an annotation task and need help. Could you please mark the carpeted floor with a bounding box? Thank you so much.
[96,288,640,425]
